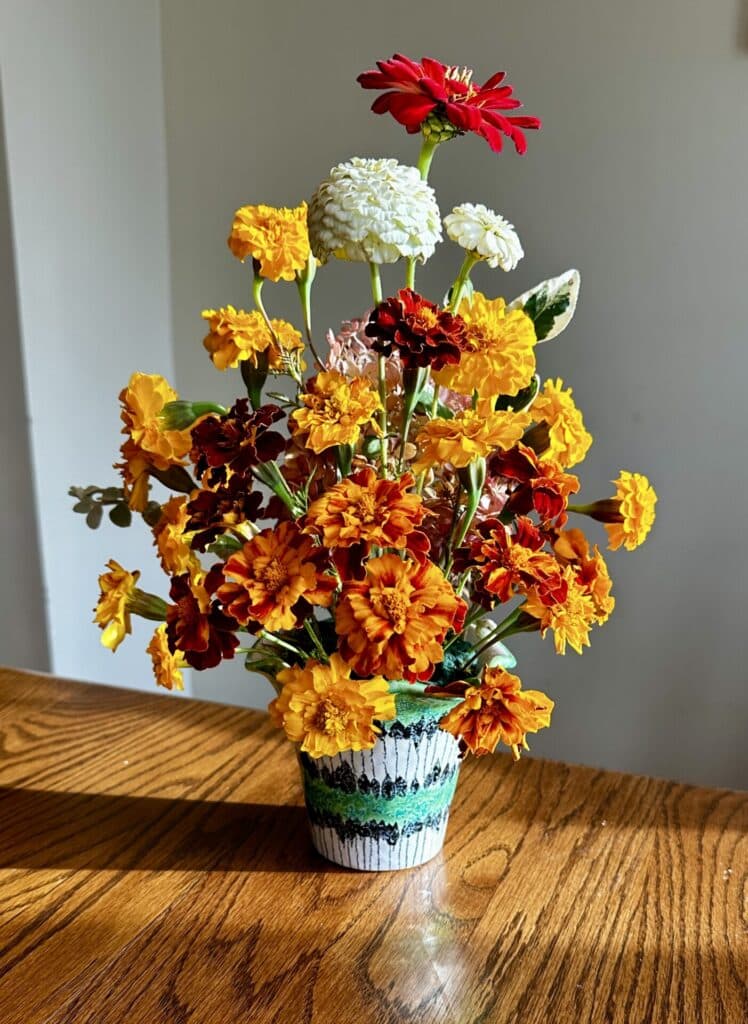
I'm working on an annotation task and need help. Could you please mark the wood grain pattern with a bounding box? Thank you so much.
[0,666,745,1023]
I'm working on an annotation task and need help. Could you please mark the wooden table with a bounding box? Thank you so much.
[0,667,745,1023]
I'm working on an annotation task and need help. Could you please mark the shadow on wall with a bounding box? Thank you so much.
[738,0,748,49]
[0,74,49,671]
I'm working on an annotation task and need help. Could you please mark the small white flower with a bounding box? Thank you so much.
[308,157,442,265]
[444,202,524,271]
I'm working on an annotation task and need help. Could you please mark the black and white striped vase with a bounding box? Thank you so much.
[299,692,462,871]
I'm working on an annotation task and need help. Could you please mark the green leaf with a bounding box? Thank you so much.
[207,535,243,558]
[149,464,196,494]
[495,374,540,413]
[86,504,103,529]
[72,500,91,514]
[109,503,132,528]
[509,269,580,343]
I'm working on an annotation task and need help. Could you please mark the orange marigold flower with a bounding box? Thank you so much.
[434,292,536,399]
[531,378,592,469]
[153,496,202,579]
[227,202,310,282]
[94,559,140,652]
[553,528,615,624]
[304,467,430,567]
[439,666,553,758]
[524,565,597,654]
[202,306,304,372]
[461,516,567,609]
[116,372,192,511]
[413,405,531,472]
[218,521,336,632]
[335,553,467,682]
[606,472,658,551]
[291,370,382,454]
[147,623,187,691]
[269,653,396,758]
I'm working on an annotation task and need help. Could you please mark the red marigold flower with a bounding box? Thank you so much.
[489,443,579,526]
[186,477,266,551]
[165,567,239,671]
[458,515,567,609]
[357,54,541,154]
[190,400,286,487]
[365,289,466,371]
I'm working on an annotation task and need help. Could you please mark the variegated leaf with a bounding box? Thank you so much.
[509,268,580,342]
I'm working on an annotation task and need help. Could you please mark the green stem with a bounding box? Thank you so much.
[463,604,528,669]
[295,264,325,370]
[303,619,329,662]
[377,355,389,478]
[417,138,439,180]
[449,252,479,313]
[449,459,486,562]
[251,464,300,518]
[399,366,426,472]
[258,629,307,660]
[369,261,383,304]
[405,258,416,290]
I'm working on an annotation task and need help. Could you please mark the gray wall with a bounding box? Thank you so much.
[161,0,748,788]
[0,78,49,672]
[0,1,186,692]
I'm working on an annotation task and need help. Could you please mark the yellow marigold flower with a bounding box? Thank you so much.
[227,202,311,282]
[269,653,396,758]
[413,405,531,472]
[291,370,382,454]
[531,378,592,469]
[440,666,553,759]
[553,527,615,624]
[94,559,140,652]
[434,293,536,399]
[153,496,202,579]
[335,553,467,682]
[202,306,304,372]
[117,372,192,511]
[606,471,658,551]
[524,566,597,655]
[304,467,428,557]
[147,623,187,691]
[217,520,336,632]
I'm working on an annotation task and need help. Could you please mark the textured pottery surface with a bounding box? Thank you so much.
[300,693,461,871]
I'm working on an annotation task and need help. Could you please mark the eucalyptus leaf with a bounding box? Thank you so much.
[109,503,132,528]
[509,269,580,343]
[85,504,103,529]
[142,501,163,527]
[72,500,90,514]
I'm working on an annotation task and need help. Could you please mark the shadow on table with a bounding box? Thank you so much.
[0,785,336,873]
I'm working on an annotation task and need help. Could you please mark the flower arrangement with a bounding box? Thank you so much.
[73,53,657,769]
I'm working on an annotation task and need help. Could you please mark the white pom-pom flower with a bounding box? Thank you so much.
[444,202,524,271]
[308,157,442,265]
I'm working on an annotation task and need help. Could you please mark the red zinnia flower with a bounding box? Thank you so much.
[357,54,541,154]
[165,567,239,671]
[365,289,466,371]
